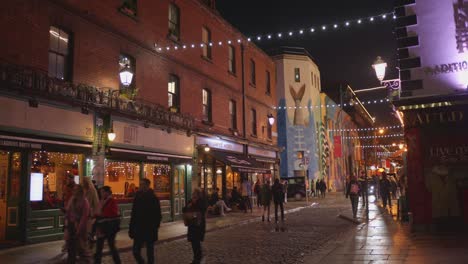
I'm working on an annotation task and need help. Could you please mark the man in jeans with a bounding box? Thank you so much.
[346,175,361,219]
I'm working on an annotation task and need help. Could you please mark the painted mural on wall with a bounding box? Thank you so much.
[278,83,320,182]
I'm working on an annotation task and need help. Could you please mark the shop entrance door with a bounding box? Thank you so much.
[0,152,8,241]
[173,166,186,220]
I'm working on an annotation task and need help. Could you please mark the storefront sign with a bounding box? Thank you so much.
[147,156,169,162]
[0,140,42,149]
[404,108,466,127]
[247,146,276,158]
[197,137,243,153]
[429,145,468,164]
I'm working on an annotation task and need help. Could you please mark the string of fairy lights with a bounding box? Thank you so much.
[273,98,391,110]
[344,133,404,140]
[155,11,395,53]
[329,125,402,132]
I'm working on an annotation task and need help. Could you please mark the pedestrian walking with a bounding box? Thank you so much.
[358,171,368,208]
[60,174,78,256]
[261,180,272,222]
[315,180,320,197]
[82,177,99,245]
[241,178,253,213]
[346,175,361,218]
[129,178,162,264]
[379,172,392,209]
[272,178,285,230]
[94,186,121,264]
[320,179,327,198]
[254,179,262,208]
[183,189,207,264]
[283,180,288,203]
[65,185,91,263]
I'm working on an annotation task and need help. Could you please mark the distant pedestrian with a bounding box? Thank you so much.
[65,185,90,263]
[82,177,99,244]
[272,178,285,228]
[183,189,207,264]
[315,180,320,197]
[129,178,162,264]
[94,186,121,264]
[346,174,361,219]
[283,180,288,203]
[261,180,272,222]
[358,171,368,208]
[379,172,392,209]
[241,178,253,213]
[320,179,327,198]
[254,179,262,208]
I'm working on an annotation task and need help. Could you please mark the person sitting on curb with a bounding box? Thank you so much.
[209,188,231,216]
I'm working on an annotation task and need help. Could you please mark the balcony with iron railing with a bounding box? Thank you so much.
[0,61,194,132]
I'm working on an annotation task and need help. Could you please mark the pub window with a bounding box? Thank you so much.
[168,74,180,112]
[228,45,236,74]
[48,26,72,81]
[119,54,136,91]
[105,161,140,200]
[250,59,256,85]
[266,70,271,95]
[168,4,180,40]
[29,151,84,210]
[202,88,212,122]
[294,68,301,82]
[229,100,237,130]
[251,108,257,136]
[202,27,212,59]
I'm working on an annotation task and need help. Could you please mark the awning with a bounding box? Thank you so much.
[209,151,270,173]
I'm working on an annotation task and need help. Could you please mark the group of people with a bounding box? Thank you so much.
[314,179,327,198]
[61,176,162,264]
[346,171,404,219]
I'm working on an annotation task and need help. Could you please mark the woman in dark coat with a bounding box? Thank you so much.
[272,179,285,225]
[129,178,162,264]
[183,189,207,264]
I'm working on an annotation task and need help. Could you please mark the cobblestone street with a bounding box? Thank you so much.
[102,195,355,264]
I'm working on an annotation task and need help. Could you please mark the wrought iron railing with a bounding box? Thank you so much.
[0,61,194,131]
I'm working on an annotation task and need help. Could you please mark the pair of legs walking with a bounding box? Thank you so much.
[350,195,359,218]
[262,203,270,221]
[95,233,121,264]
[133,239,155,264]
[242,196,252,213]
[381,192,392,208]
[191,239,202,264]
[274,202,284,223]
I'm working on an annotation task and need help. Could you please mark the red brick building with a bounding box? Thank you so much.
[0,0,278,243]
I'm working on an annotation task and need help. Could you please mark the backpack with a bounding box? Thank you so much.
[350,183,360,195]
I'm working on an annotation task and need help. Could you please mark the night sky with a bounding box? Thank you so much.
[216,0,400,127]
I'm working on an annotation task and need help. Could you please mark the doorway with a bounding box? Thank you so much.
[173,165,186,220]
[0,151,22,243]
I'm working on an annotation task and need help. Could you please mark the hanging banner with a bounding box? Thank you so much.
[333,136,342,157]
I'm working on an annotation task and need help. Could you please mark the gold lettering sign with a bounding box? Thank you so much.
[413,111,464,126]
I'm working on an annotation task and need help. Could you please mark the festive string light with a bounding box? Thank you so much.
[344,133,404,140]
[329,125,402,132]
[274,97,391,110]
[356,144,397,148]
[154,11,394,53]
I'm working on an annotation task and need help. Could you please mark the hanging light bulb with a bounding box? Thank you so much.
[268,114,275,125]
[108,123,116,142]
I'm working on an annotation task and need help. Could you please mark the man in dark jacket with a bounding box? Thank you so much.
[272,178,285,227]
[129,178,162,264]
[379,172,392,209]
[346,175,361,218]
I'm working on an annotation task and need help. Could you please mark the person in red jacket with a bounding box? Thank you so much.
[94,186,121,264]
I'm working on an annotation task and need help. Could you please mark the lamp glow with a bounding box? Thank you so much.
[107,127,116,142]
[204,146,210,152]
[119,65,133,86]
[268,114,275,125]
[398,143,404,150]
[372,56,387,82]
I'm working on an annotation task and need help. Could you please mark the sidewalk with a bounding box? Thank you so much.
[306,196,468,264]
[0,199,315,264]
